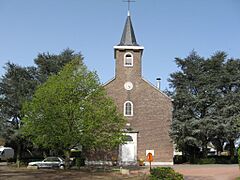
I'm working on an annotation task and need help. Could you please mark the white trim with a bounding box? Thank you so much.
[146,150,155,156]
[142,78,172,101]
[124,101,133,116]
[103,77,115,86]
[114,45,144,50]
[124,52,133,67]
[144,161,174,166]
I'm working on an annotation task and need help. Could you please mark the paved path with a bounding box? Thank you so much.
[0,164,239,179]
[173,164,239,180]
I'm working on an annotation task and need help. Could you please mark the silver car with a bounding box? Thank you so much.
[28,157,65,169]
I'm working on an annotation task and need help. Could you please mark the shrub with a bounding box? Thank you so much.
[174,155,187,164]
[193,156,238,164]
[214,156,238,164]
[197,158,216,164]
[150,167,184,180]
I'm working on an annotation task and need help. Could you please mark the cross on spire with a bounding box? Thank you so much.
[123,0,136,16]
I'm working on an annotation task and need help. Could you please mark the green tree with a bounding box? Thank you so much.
[0,63,39,165]
[34,48,81,82]
[214,59,240,157]
[169,51,240,160]
[22,57,125,168]
[0,49,83,165]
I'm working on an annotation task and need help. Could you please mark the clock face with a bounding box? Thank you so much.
[124,82,133,90]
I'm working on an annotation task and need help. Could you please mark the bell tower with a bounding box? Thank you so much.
[113,12,144,82]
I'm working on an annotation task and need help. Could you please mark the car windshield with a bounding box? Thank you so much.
[43,157,53,162]
[43,157,61,162]
[0,151,2,155]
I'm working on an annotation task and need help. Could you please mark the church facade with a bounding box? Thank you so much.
[104,12,173,165]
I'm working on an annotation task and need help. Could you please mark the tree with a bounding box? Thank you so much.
[169,51,240,160]
[214,58,240,157]
[0,63,39,165]
[0,49,83,165]
[34,48,81,83]
[22,57,125,168]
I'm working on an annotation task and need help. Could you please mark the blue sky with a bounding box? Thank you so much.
[0,0,239,90]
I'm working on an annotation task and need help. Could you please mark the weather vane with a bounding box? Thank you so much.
[123,0,136,13]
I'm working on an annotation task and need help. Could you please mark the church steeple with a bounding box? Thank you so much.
[113,10,144,79]
[118,13,139,46]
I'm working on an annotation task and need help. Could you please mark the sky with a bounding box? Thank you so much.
[0,0,240,90]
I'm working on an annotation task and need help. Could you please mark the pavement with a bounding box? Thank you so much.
[173,164,239,180]
[0,163,239,180]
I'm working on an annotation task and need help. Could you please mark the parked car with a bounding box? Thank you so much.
[28,157,65,169]
[0,146,14,161]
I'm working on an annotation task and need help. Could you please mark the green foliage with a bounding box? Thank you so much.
[175,156,238,164]
[169,51,240,159]
[0,63,39,123]
[0,49,83,164]
[22,57,125,153]
[34,48,81,82]
[150,167,184,180]
[173,155,187,164]
[75,157,85,168]
[215,156,238,164]
[196,158,216,164]
[0,63,40,163]
[189,156,237,164]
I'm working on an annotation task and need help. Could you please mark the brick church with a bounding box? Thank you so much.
[104,11,173,165]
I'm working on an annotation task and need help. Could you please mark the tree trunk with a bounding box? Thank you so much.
[16,142,21,168]
[229,139,235,159]
[202,143,208,158]
[65,150,71,169]
[193,148,196,163]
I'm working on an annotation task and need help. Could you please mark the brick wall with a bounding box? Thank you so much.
[104,48,173,163]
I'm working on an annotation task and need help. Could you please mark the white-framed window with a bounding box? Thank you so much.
[124,53,133,67]
[124,101,133,116]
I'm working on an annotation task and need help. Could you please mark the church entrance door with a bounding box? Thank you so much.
[120,132,137,165]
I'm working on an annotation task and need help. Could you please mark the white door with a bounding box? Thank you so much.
[121,142,135,162]
[120,133,137,164]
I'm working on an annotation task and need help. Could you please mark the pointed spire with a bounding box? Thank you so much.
[118,13,139,46]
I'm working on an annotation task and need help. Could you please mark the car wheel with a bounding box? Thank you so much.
[59,165,65,170]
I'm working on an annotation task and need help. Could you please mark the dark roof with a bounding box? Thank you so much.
[118,14,139,46]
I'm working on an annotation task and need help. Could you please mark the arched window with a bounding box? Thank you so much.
[124,53,133,67]
[124,101,133,116]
